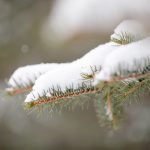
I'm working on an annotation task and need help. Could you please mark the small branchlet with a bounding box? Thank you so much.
[6,86,32,96]
[111,32,137,45]
[6,73,41,95]
[25,83,99,108]
[81,66,101,81]
[93,58,150,128]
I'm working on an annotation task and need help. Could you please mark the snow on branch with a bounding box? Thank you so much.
[92,37,150,124]
[5,19,150,128]
[94,37,150,83]
[24,42,116,103]
[6,19,150,115]
[111,20,147,45]
[24,21,149,106]
[6,63,60,95]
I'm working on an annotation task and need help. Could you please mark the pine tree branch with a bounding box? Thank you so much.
[25,87,99,108]
[25,71,150,109]
[6,86,32,95]
[106,92,113,121]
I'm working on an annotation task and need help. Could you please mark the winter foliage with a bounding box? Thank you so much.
[25,42,115,102]
[6,20,150,128]
[6,63,60,95]
[94,37,150,82]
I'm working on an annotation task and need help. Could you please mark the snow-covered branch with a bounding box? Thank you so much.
[6,20,150,113]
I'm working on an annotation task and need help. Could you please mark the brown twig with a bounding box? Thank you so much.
[107,72,150,84]
[106,92,113,121]
[124,79,147,97]
[26,88,99,107]
[6,86,32,95]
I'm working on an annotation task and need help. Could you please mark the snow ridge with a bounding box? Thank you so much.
[94,37,150,83]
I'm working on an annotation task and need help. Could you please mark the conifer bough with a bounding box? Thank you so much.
[6,20,150,128]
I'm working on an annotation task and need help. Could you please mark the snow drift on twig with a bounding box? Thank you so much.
[25,42,117,102]
[8,63,60,88]
[24,20,149,102]
[94,37,150,83]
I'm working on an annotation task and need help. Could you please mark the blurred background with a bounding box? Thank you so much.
[0,0,150,149]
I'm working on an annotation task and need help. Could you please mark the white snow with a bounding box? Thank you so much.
[9,43,114,91]
[25,42,118,102]
[94,37,150,83]
[8,41,117,91]
[78,20,147,74]
[79,42,118,74]
[8,63,60,88]
[25,19,148,102]
[7,19,149,102]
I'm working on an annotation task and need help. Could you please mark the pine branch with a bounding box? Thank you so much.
[92,58,150,128]
[25,60,150,114]
[25,84,99,108]
[23,67,150,130]
[25,91,100,116]
[6,76,35,95]
[94,94,124,129]
[106,91,113,121]
[6,86,32,96]
[6,63,59,95]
